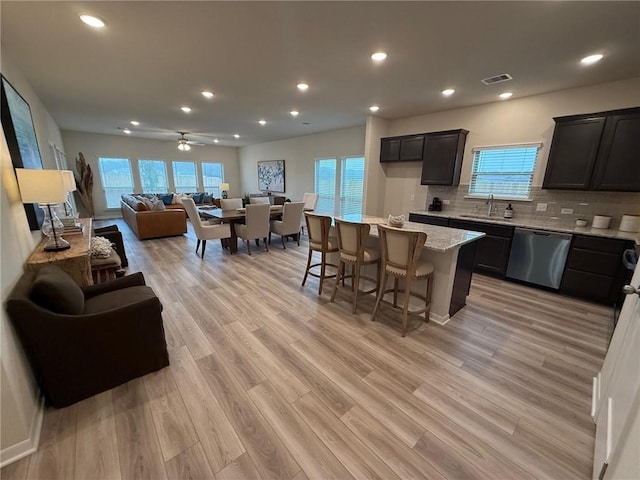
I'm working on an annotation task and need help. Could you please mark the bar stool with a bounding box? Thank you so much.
[302,213,339,295]
[330,219,381,313]
[371,224,433,336]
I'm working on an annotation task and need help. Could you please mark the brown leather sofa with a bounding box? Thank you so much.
[121,194,187,240]
[5,265,170,407]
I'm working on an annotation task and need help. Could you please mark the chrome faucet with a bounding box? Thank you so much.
[486,194,496,216]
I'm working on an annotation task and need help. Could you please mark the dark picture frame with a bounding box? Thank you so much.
[257,160,285,193]
[1,74,45,230]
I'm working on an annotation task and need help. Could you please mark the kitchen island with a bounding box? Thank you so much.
[337,215,485,324]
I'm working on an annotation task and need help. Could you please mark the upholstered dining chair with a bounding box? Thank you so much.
[250,196,271,205]
[182,198,231,258]
[270,201,305,248]
[330,219,381,314]
[300,193,319,235]
[220,198,243,210]
[235,203,271,255]
[371,224,434,336]
[302,212,339,295]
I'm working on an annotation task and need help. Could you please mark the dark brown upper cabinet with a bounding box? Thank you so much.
[543,107,640,191]
[380,134,424,162]
[420,129,468,186]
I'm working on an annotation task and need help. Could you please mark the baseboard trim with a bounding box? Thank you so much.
[0,395,44,468]
[429,311,450,325]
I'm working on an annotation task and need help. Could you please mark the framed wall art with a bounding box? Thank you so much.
[1,74,45,230]
[257,160,285,192]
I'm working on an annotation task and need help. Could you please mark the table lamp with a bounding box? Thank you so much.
[16,168,70,251]
[220,182,230,199]
[61,170,79,226]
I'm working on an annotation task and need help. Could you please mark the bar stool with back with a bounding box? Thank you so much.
[371,224,434,336]
[302,212,339,295]
[330,219,381,313]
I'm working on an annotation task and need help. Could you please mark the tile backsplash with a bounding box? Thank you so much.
[425,185,640,230]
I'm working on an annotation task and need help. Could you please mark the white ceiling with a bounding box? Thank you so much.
[2,1,639,147]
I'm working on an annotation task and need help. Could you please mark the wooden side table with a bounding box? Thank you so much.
[24,218,93,286]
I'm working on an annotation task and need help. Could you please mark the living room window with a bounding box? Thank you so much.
[98,157,134,208]
[314,156,365,216]
[202,162,224,197]
[138,159,169,193]
[172,161,198,193]
[468,143,541,199]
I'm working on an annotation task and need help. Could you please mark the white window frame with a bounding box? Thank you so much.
[172,160,199,193]
[314,155,365,216]
[467,142,542,200]
[138,159,169,193]
[97,157,134,209]
[201,162,225,197]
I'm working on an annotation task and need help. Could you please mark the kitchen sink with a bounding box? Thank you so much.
[458,214,512,221]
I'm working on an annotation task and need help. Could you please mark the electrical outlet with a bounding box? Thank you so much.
[536,203,548,212]
[442,199,450,204]
[409,194,415,201]
[561,208,574,215]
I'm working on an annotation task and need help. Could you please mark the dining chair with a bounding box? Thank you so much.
[270,202,305,248]
[330,219,381,314]
[220,198,243,210]
[182,197,231,258]
[302,212,339,295]
[300,193,319,235]
[250,196,271,205]
[235,203,271,255]
[371,224,433,336]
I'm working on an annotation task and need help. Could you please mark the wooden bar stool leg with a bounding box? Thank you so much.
[319,251,327,295]
[330,260,344,303]
[372,271,387,321]
[302,249,313,286]
[352,262,361,314]
[401,277,413,337]
[424,273,433,323]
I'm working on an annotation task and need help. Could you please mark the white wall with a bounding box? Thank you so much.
[367,77,640,218]
[1,51,62,465]
[238,126,365,202]
[61,131,240,218]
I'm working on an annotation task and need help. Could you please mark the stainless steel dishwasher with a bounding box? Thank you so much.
[506,228,572,289]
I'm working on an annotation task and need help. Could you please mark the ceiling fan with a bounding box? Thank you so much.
[176,132,205,151]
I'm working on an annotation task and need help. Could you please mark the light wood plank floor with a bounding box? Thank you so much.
[3,219,613,480]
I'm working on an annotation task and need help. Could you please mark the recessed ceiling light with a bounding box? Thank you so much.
[234,134,240,139]
[79,14,106,28]
[130,120,140,126]
[297,83,309,91]
[213,138,219,143]
[258,120,266,125]
[290,110,299,117]
[201,91,214,98]
[499,92,513,100]
[123,128,131,134]
[442,89,455,96]
[371,52,387,62]
[581,53,604,65]
[369,105,380,112]
[181,106,191,113]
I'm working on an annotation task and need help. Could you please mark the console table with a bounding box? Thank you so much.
[24,218,93,286]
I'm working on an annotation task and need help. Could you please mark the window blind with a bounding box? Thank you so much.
[202,162,224,197]
[314,158,336,214]
[172,161,198,193]
[98,157,133,208]
[469,144,540,198]
[340,156,365,216]
[138,159,169,193]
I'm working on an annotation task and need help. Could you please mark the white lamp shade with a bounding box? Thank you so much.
[61,170,76,192]
[220,183,230,191]
[16,168,68,204]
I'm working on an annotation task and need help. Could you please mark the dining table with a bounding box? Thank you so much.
[197,205,284,253]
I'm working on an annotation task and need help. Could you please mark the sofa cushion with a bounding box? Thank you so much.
[158,193,174,205]
[30,265,85,315]
[83,285,159,314]
[122,194,149,211]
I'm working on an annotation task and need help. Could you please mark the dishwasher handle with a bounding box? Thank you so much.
[514,227,572,241]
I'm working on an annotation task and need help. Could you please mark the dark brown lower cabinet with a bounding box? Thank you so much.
[560,235,632,304]
[449,220,514,276]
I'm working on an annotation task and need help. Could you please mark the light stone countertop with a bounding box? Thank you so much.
[409,210,640,242]
[337,215,485,253]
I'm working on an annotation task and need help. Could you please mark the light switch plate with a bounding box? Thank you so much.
[443,199,450,204]
[561,208,574,214]
[536,203,548,212]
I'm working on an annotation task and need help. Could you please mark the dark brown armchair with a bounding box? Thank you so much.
[5,265,169,407]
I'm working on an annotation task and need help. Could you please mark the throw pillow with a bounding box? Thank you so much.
[191,192,205,204]
[159,193,174,205]
[173,194,184,204]
[30,265,85,315]
[150,197,166,211]
[202,193,212,204]
[90,236,114,259]
[139,197,154,210]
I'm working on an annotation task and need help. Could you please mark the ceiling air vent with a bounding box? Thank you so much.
[481,73,513,85]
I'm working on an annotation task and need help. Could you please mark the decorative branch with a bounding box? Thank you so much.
[74,152,94,217]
